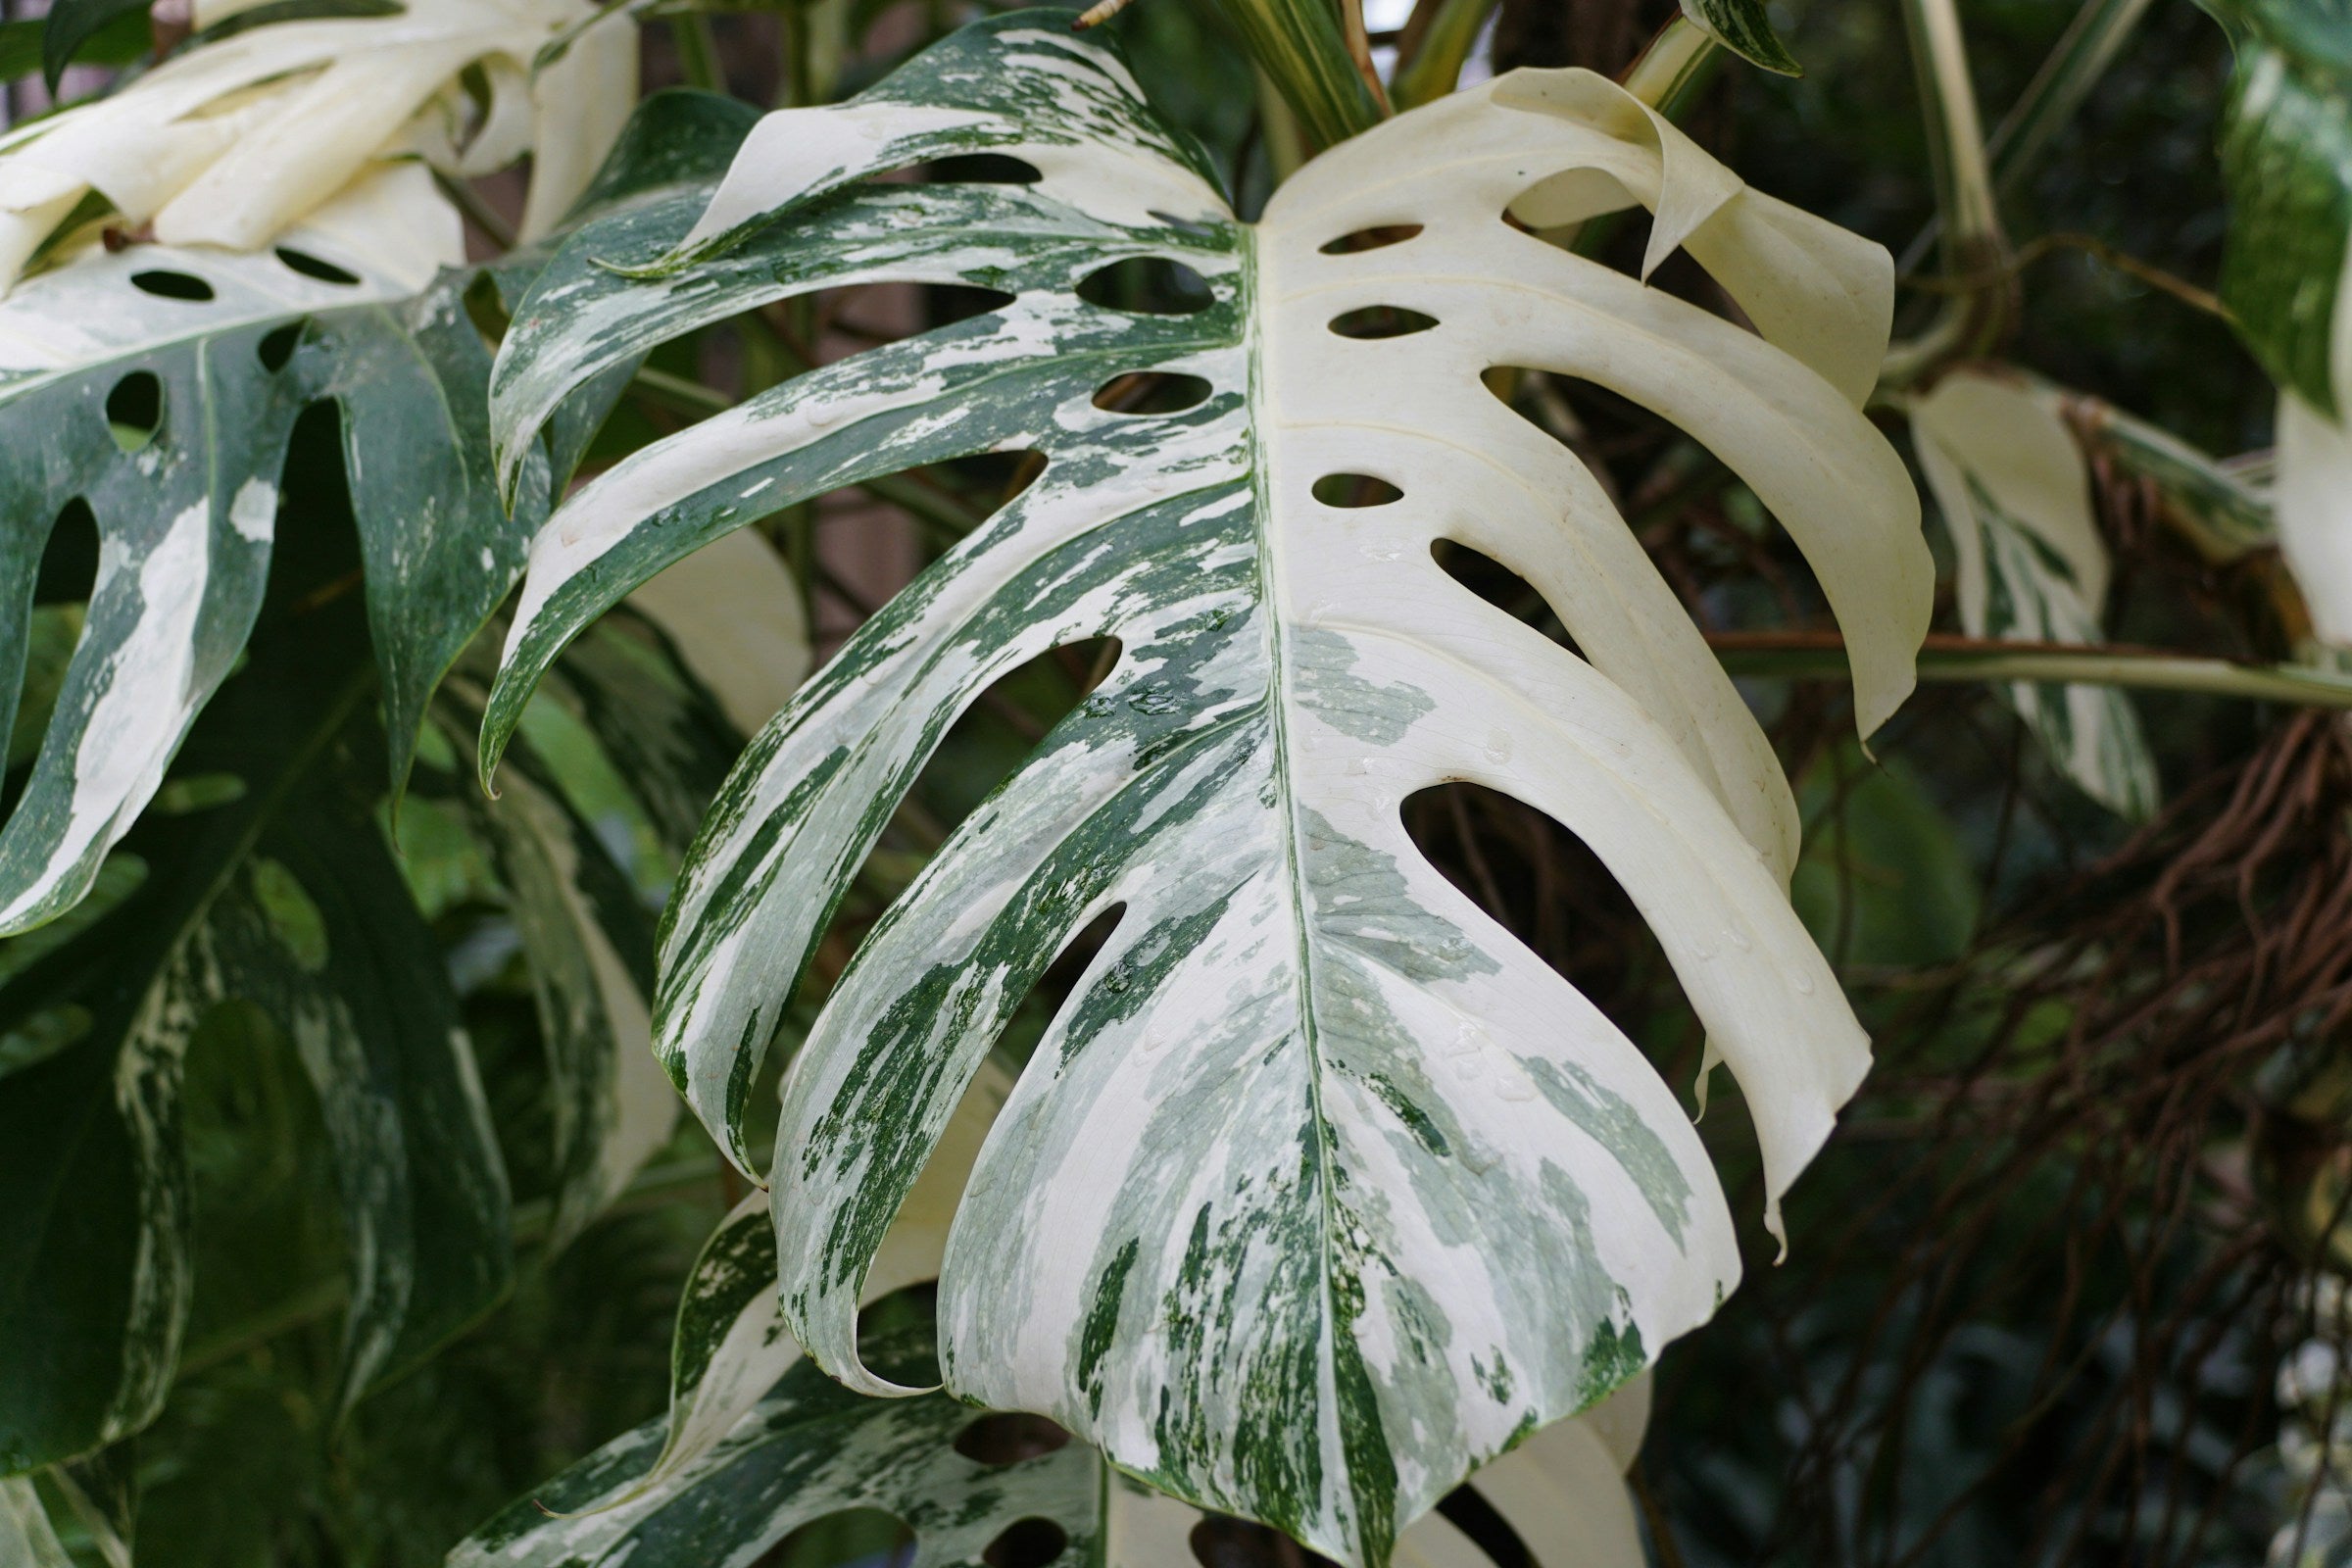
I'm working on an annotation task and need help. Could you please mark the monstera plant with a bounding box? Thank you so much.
[2,0,2351,1563]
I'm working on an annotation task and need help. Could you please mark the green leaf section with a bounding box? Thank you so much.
[0,599,510,1474]
[450,1293,1100,1568]
[1678,0,1801,74]
[38,0,146,88]
[1205,0,1384,147]
[2196,0,2352,416]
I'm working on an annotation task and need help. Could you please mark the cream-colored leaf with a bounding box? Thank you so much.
[0,0,635,292]
[2280,393,2352,645]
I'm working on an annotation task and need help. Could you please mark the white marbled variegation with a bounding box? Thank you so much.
[481,16,1930,1563]
[1910,368,2159,819]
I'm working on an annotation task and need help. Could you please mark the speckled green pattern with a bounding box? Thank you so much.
[482,17,1924,1562]
[1678,0,1801,74]
[2197,0,2352,415]
[451,1304,1105,1568]
[0,182,530,940]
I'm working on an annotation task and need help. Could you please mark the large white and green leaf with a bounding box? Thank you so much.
[480,16,1929,1562]
[2189,0,2352,651]
[0,602,510,1474]
[2195,0,2351,419]
[449,1276,1650,1568]
[0,83,769,942]
[0,164,540,937]
[1910,368,2159,819]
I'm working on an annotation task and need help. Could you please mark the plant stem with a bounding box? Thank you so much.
[1902,0,2000,259]
[1390,0,1495,110]
[670,15,725,94]
[1620,17,1721,115]
[1885,0,2009,385]
[1988,0,2152,200]
[1211,0,1385,149]
[1712,631,2352,709]
[1902,0,2156,270]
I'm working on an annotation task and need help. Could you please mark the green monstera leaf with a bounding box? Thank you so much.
[0,597,514,1474]
[480,15,1929,1562]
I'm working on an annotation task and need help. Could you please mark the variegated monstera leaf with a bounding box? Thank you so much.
[482,15,1930,1563]
[0,0,637,288]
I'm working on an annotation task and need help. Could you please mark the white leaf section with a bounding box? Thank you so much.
[1912,368,2159,819]
[2280,395,2352,645]
[478,16,1929,1562]
[2278,246,2352,646]
[0,0,637,290]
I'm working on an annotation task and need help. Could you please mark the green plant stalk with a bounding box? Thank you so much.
[1620,17,1723,116]
[1901,0,2001,260]
[669,13,726,93]
[1211,0,1384,149]
[1988,0,2154,200]
[1902,0,2157,270]
[1885,0,2009,385]
[1716,636,2352,709]
[1388,0,1496,110]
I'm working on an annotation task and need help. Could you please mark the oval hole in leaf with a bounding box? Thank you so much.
[105,371,163,454]
[1191,1516,1346,1568]
[750,1507,915,1568]
[982,1517,1068,1568]
[914,153,1041,184]
[257,321,305,373]
[35,501,99,607]
[1328,305,1437,339]
[274,247,362,286]
[955,1411,1073,1464]
[1318,223,1422,255]
[1092,372,1210,415]
[1312,473,1401,508]
[1075,256,1212,315]
[129,270,215,303]
[1402,781,1691,1058]
[1435,1486,1532,1568]
[1431,538,1572,649]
